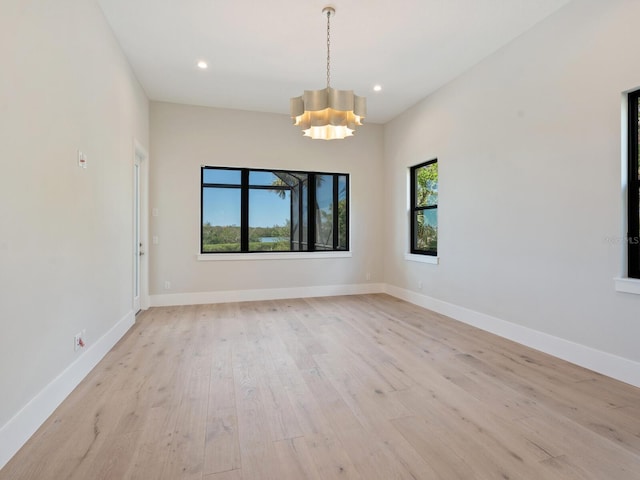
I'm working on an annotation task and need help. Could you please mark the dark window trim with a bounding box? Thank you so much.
[628,90,640,279]
[341,176,350,251]
[410,159,438,256]
[201,166,349,254]
[308,176,316,251]
[240,169,249,252]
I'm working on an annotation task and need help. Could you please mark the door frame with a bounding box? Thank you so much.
[133,139,150,312]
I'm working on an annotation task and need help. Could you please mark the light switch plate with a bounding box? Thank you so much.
[78,150,87,168]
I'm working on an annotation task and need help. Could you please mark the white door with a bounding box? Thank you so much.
[133,156,142,313]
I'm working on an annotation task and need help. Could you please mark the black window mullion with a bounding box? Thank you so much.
[299,177,305,250]
[289,185,294,251]
[240,169,249,252]
[629,91,640,278]
[345,177,350,250]
[410,167,417,253]
[339,175,349,251]
[200,168,205,254]
[333,174,339,249]
[309,173,316,252]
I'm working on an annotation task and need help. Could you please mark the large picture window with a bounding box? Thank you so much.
[410,159,438,256]
[201,167,349,254]
[629,90,640,279]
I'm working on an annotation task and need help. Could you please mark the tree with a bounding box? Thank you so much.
[416,163,438,206]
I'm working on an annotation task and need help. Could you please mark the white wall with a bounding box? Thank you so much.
[0,0,148,463]
[384,0,640,365]
[149,102,384,301]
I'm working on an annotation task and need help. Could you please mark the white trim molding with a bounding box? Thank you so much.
[134,138,150,311]
[404,253,439,264]
[150,283,384,307]
[614,277,640,295]
[0,311,135,470]
[384,284,640,389]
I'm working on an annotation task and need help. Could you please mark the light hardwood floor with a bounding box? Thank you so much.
[2,294,640,479]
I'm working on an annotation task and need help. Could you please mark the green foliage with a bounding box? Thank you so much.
[248,221,290,242]
[416,163,438,207]
[202,242,240,253]
[249,240,290,251]
[202,223,240,249]
[415,211,437,252]
[337,198,347,249]
[415,223,438,251]
[202,222,292,252]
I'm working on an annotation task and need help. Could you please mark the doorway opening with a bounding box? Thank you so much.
[133,140,149,314]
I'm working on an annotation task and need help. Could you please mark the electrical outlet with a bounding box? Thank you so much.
[164,281,171,290]
[418,280,423,289]
[366,272,371,281]
[74,333,83,351]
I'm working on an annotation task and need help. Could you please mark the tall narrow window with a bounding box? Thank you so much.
[201,167,348,254]
[410,159,438,256]
[629,90,640,278]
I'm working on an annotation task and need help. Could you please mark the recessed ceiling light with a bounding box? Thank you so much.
[197,60,208,70]
[373,85,382,92]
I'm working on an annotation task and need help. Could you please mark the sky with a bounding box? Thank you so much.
[202,187,290,227]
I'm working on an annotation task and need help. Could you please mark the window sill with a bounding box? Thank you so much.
[614,277,640,295]
[197,251,352,261]
[404,253,439,265]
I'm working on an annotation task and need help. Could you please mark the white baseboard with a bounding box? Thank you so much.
[384,284,640,389]
[0,311,135,470]
[150,283,386,307]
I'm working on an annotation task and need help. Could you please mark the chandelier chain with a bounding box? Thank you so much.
[326,9,331,88]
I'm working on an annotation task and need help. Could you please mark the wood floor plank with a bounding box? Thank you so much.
[273,437,323,480]
[391,415,481,480]
[299,356,421,479]
[203,469,243,480]
[261,330,364,479]
[232,325,282,480]
[393,383,555,478]
[516,413,640,479]
[3,294,640,480]
[161,368,210,480]
[204,342,241,475]
[123,404,180,480]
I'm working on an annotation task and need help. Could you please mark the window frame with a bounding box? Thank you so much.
[200,166,349,254]
[410,159,438,257]
[628,90,640,279]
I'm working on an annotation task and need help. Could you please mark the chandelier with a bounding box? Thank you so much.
[290,6,366,140]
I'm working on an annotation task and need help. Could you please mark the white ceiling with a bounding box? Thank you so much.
[97,0,572,124]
